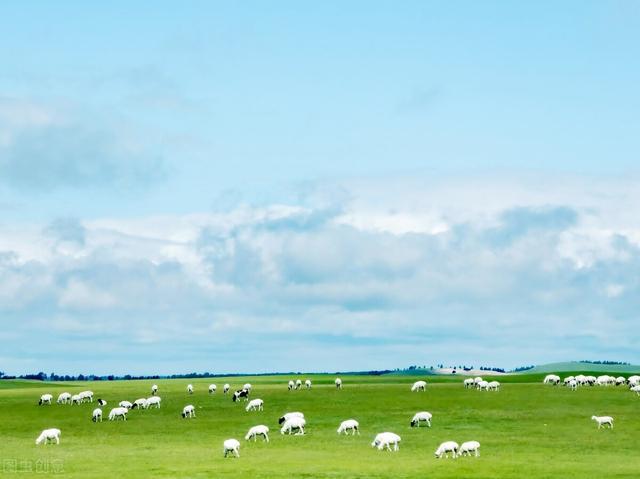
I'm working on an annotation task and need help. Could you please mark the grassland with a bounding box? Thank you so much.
[1,373,639,478]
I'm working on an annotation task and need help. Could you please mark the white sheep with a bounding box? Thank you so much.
[108,407,128,421]
[411,380,427,392]
[223,439,240,458]
[305,379,312,389]
[119,401,133,409]
[568,379,577,391]
[56,392,71,404]
[592,415,613,429]
[295,379,302,390]
[209,384,217,394]
[92,408,102,422]
[459,440,480,457]
[337,419,359,435]
[615,376,627,386]
[563,376,575,385]
[97,398,107,406]
[371,432,401,451]
[146,396,161,409]
[280,416,306,435]
[246,398,264,412]
[630,385,640,395]
[223,383,230,394]
[35,428,61,445]
[335,377,342,389]
[543,374,561,385]
[187,384,194,394]
[245,425,269,442]
[79,390,94,403]
[473,377,483,385]
[182,404,196,418]
[278,412,305,424]
[38,394,53,406]
[463,378,475,388]
[476,380,489,391]
[243,383,252,391]
[435,441,459,458]
[628,375,640,387]
[151,384,158,395]
[487,380,501,391]
[71,394,82,405]
[132,398,148,409]
[410,411,432,428]
[288,380,295,390]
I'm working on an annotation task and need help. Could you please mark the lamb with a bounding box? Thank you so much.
[35,428,61,445]
[38,394,53,405]
[223,439,241,458]
[151,384,158,395]
[280,416,306,435]
[435,441,459,458]
[132,398,148,409]
[459,440,480,457]
[543,374,561,385]
[335,377,342,389]
[246,398,264,412]
[97,399,107,406]
[119,401,133,409]
[278,412,305,424]
[92,408,102,422]
[109,407,128,421]
[295,379,302,390]
[592,415,613,429]
[337,419,359,435]
[288,380,295,390]
[182,404,196,418]
[209,384,217,394]
[223,383,230,394]
[411,380,427,392]
[233,389,250,402]
[371,432,401,451]
[463,378,475,388]
[487,381,501,391]
[305,379,312,389]
[71,394,82,405]
[245,425,269,442]
[187,384,194,394]
[410,411,432,428]
[57,392,72,404]
[146,396,161,408]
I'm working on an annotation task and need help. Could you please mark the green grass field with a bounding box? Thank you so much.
[1,373,639,478]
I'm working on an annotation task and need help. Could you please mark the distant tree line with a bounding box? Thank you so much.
[511,365,535,372]
[579,360,630,365]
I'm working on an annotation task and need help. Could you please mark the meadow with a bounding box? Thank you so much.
[1,372,639,478]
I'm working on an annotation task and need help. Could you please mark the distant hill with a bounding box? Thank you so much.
[523,362,640,374]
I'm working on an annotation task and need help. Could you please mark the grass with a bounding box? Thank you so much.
[1,373,639,478]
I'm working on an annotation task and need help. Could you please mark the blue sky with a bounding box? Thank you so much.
[1,2,639,374]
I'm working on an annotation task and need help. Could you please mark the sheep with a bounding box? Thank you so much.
[56,392,72,404]
[295,379,302,390]
[38,394,53,406]
[615,376,627,386]
[209,384,217,394]
[288,380,295,390]
[35,428,61,445]
[223,439,240,458]
[278,412,305,424]
[108,407,128,421]
[119,400,133,409]
[97,398,107,406]
[280,416,306,435]
[575,374,588,386]
[187,384,194,395]
[568,379,578,391]
[411,380,427,392]
[92,408,102,422]
[630,385,640,395]
[487,380,501,391]
[305,379,312,389]
[543,374,561,385]
[132,398,148,409]
[245,398,264,412]
[410,411,432,428]
[335,377,342,389]
[243,383,252,391]
[223,383,230,394]
[233,389,250,402]
[476,380,489,391]
[459,440,481,457]
[473,377,483,385]
[628,375,640,387]
[563,376,575,386]
[592,415,613,429]
[596,375,614,386]
[463,378,475,388]
[79,390,94,403]
[71,394,82,405]
[182,404,196,418]
[371,432,401,451]
[435,441,459,459]
[146,396,161,409]
[151,384,158,395]
[245,425,269,442]
[337,419,359,435]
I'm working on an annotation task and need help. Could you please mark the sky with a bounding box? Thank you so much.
[1,1,639,375]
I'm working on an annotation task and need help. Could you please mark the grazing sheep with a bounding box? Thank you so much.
[97,399,107,406]
[182,404,196,418]
[35,428,61,445]
[305,379,312,389]
[280,416,306,435]
[615,376,627,386]
[223,383,230,394]
[473,377,483,385]
[278,412,305,425]
[246,398,264,412]
[38,394,53,406]
[132,398,148,409]
[335,377,342,389]
[223,439,241,458]
[575,374,588,386]
[109,407,128,421]
[568,379,578,391]
[295,379,302,390]
[233,389,250,402]
[71,394,82,405]
[476,380,489,391]
[592,415,613,429]
[79,390,94,403]
[463,378,475,388]
[119,401,133,409]
[146,396,161,409]
[151,384,158,395]
[435,441,459,459]
[596,375,614,386]
[410,411,432,428]
[337,419,359,435]
[371,432,401,451]
[243,383,252,391]
[209,384,217,394]
[187,384,194,394]
[92,408,102,422]
[411,380,427,392]
[543,374,561,385]
[56,392,72,404]
[630,385,640,395]
[459,441,480,457]
[288,380,295,390]
[487,381,501,391]
[245,425,269,442]
[628,375,640,387]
